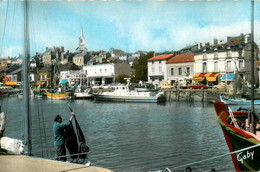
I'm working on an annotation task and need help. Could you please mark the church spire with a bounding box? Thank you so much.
[78,26,86,53]
[80,26,84,38]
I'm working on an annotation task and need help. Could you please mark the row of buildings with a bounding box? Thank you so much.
[1,32,259,94]
[148,33,259,93]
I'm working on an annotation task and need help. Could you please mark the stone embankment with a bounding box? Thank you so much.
[163,88,230,102]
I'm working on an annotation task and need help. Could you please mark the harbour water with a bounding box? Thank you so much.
[1,96,234,171]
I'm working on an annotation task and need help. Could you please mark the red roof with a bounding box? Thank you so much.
[147,54,174,61]
[166,53,194,64]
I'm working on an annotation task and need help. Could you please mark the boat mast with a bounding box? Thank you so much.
[250,0,255,134]
[23,0,32,155]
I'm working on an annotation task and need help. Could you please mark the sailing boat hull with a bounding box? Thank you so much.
[214,102,260,171]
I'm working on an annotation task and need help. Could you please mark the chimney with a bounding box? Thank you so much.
[46,47,48,51]
[214,39,218,46]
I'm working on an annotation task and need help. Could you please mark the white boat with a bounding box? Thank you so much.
[74,85,93,99]
[93,80,166,103]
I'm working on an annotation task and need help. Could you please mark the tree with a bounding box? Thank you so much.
[115,74,128,84]
[133,51,154,82]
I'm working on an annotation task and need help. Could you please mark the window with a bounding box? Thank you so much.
[214,61,218,72]
[239,60,244,68]
[214,52,218,59]
[227,61,231,72]
[105,69,107,73]
[203,62,207,73]
[100,69,102,73]
[152,67,155,73]
[152,61,154,64]
[171,68,174,75]
[178,68,182,75]
[186,67,190,75]
[227,50,231,57]
[203,53,207,60]
[159,66,162,72]
[159,60,161,64]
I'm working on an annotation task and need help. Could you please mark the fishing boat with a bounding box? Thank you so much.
[214,1,260,171]
[220,96,260,105]
[93,79,166,103]
[74,86,93,99]
[45,90,71,100]
[213,102,260,171]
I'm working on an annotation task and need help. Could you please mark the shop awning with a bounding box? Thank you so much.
[205,73,220,82]
[4,82,17,86]
[193,73,206,82]
[36,82,45,85]
[221,73,236,81]
[59,80,68,85]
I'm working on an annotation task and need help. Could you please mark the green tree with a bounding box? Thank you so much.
[115,74,129,84]
[133,51,154,82]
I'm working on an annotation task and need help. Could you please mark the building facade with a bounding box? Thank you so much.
[194,34,258,88]
[166,53,195,87]
[83,63,131,86]
[147,54,174,85]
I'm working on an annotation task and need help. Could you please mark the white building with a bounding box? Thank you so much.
[166,53,194,87]
[60,70,87,86]
[193,34,258,88]
[147,54,174,85]
[83,63,131,85]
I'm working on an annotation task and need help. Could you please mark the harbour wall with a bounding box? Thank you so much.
[163,89,230,102]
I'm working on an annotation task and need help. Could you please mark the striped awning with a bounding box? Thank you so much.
[36,82,45,85]
[4,82,17,86]
[193,73,206,82]
[205,73,220,82]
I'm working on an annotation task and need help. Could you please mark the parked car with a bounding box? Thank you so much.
[188,84,207,89]
[213,82,226,89]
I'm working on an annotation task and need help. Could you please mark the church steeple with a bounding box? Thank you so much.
[79,27,85,53]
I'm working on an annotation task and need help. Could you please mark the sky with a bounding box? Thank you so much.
[0,0,260,58]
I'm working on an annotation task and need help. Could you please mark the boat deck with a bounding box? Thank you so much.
[0,155,112,172]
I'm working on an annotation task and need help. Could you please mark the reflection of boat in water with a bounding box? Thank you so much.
[74,85,93,99]
[93,79,166,103]
[35,93,47,98]
[220,96,260,105]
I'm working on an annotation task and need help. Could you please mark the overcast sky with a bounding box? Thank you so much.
[0,0,260,57]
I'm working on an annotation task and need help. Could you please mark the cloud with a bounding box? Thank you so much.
[1,46,23,58]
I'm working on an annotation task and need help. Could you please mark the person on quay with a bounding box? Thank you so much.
[53,112,74,161]
[0,105,5,139]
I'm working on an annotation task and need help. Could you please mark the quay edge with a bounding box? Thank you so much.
[162,88,260,102]
[0,155,112,172]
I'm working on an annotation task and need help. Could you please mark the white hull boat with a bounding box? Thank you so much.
[93,83,166,103]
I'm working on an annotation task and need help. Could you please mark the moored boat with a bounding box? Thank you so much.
[93,82,166,103]
[45,91,71,100]
[220,96,260,105]
[74,85,93,99]
[213,102,260,171]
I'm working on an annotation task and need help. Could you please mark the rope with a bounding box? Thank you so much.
[166,144,260,171]
[52,151,90,160]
